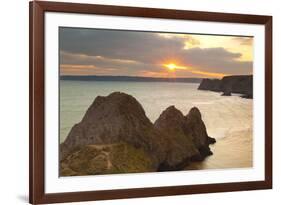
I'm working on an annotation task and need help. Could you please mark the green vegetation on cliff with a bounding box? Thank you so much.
[60,142,154,176]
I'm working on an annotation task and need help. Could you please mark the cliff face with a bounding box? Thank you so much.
[221,75,253,98]
[198,79,221,92]
[198,75,253,98]
[60,92,216,176]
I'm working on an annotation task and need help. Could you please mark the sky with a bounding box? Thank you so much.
[59,27,253,78]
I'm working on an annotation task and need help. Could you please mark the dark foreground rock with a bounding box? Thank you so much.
[198,75,253,98]
[60,92,216,175]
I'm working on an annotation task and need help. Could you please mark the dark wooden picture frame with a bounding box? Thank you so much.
[29,1,272,204]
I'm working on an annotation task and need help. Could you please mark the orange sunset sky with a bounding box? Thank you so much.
[60,28,253,79]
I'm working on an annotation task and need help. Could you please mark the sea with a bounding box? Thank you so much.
[60,80,253,170]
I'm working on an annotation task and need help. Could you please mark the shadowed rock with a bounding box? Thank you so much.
[154,106,200,170]
[185,107,216,158]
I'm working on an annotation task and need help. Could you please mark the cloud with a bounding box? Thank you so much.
[60,64,118,75]
[60,51,162,76]
[59,27,253,77]
[180,47,252,74]
[61,51,139,67]
[60,28,184,64]
[232,37,253,46]
[157,33,200,48]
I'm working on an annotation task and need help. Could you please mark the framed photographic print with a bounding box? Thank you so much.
[29,1,272,204]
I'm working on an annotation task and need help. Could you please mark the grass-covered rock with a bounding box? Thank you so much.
[60,142,155,176]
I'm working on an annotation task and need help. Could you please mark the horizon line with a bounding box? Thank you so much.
[60,74,253,79]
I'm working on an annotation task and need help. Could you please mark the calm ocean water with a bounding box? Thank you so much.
[60,80,253,169]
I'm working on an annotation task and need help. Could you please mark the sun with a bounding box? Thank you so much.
[163,62,188,72]
[165,63,177,71]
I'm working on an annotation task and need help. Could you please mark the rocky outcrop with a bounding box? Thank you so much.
[60,92,167,168]
[60,92,216,176]
[198,75,253,98]
[221,87,232,96]
[153,106,215,171]
[185,107,216,158]
[154,106,200,170]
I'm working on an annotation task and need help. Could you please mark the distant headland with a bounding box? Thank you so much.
[60,75,202,83]
[198,75,253,99]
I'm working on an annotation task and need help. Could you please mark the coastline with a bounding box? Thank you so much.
[59,81,253,174]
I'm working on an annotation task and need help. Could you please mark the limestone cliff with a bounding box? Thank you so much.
[198,75,253,98]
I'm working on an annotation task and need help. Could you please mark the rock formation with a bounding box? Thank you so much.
[154,106,216,171]
[154,106,200,170]
[198,75,253,98]
[60,92,216,176]
[185,107,216,158]
[60,92,167,169]
[221,87,232,96]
